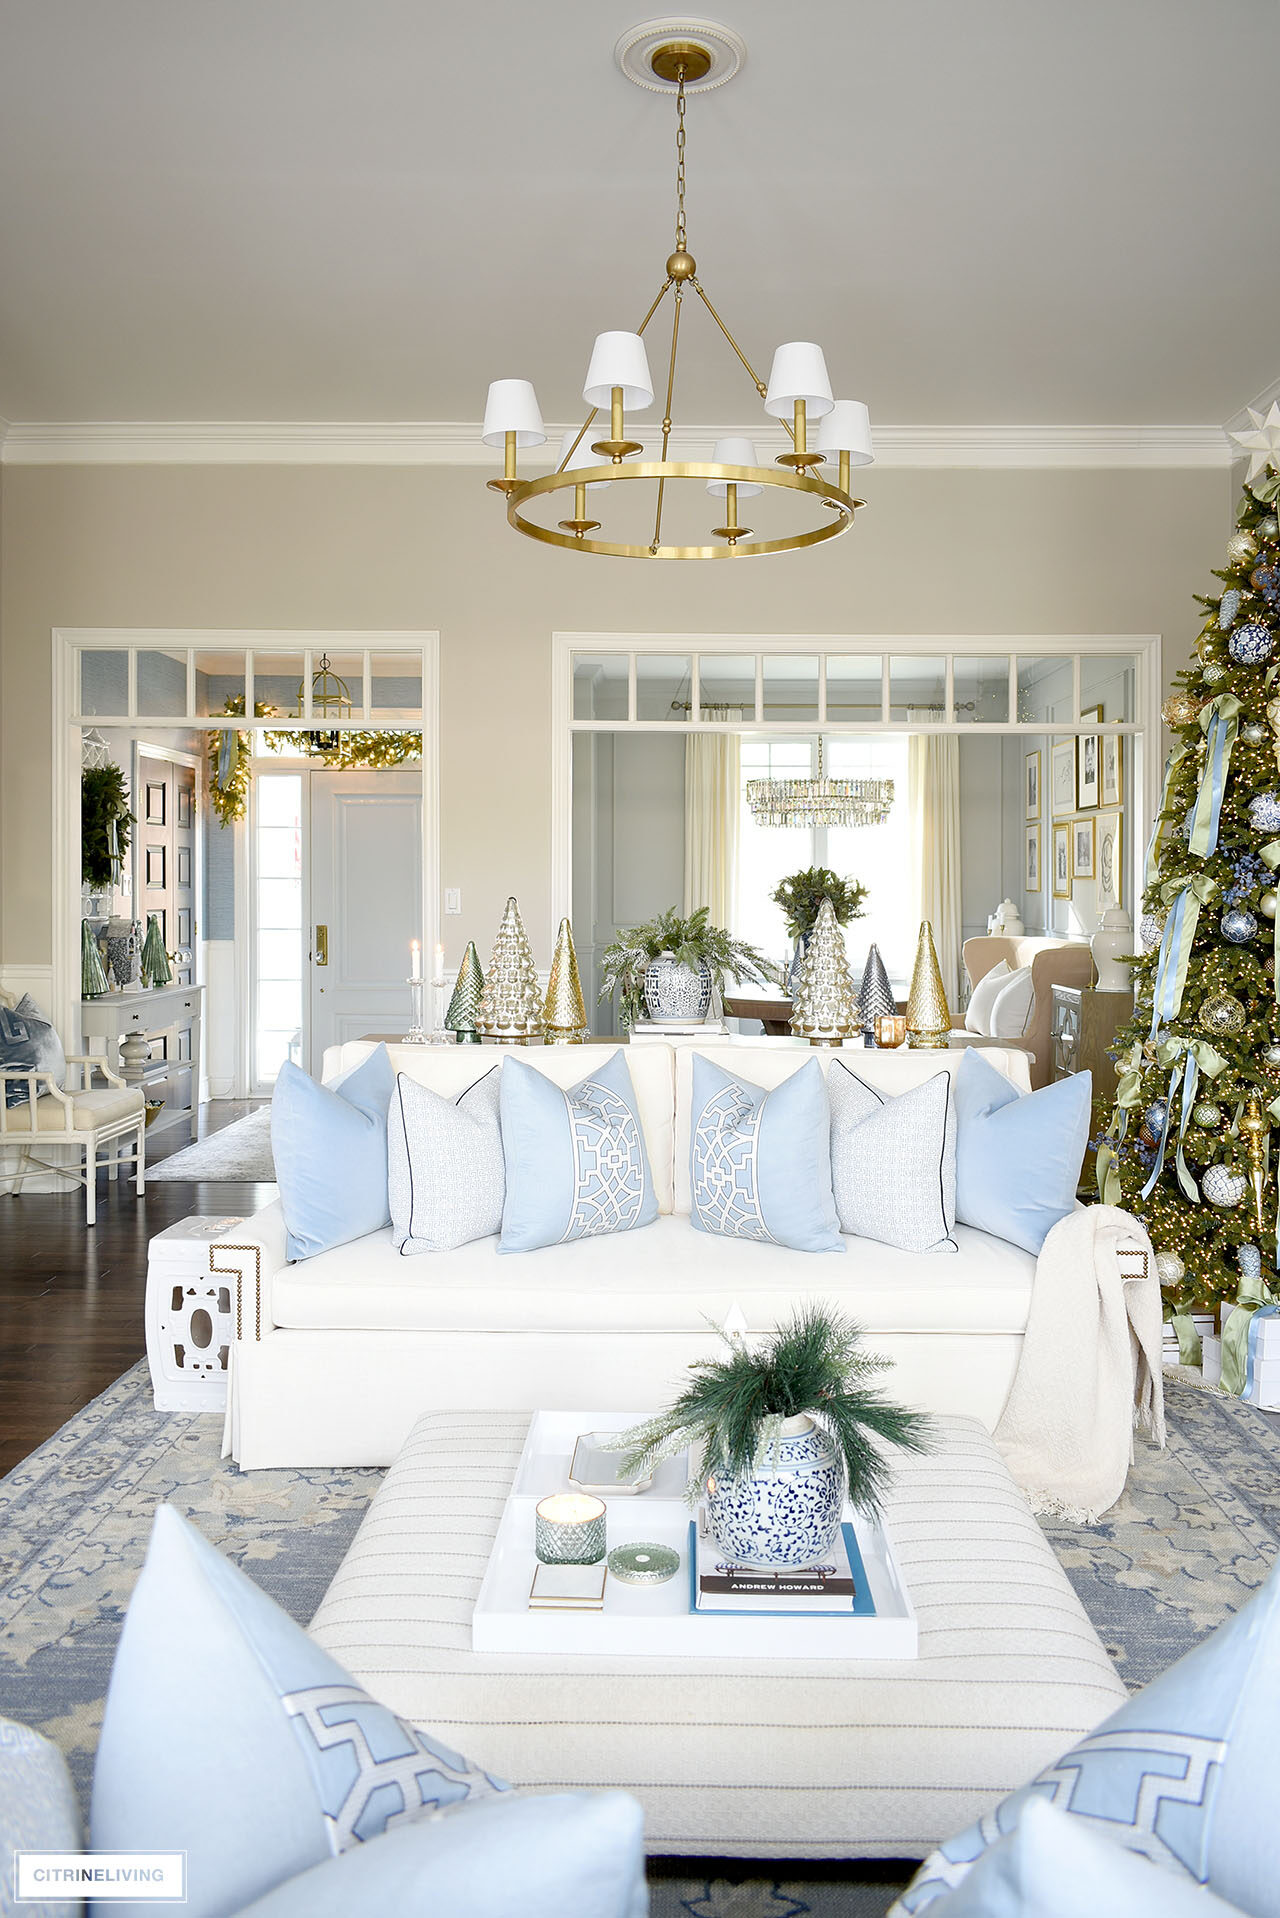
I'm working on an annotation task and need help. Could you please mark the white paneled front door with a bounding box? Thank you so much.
[308,768,422,1069]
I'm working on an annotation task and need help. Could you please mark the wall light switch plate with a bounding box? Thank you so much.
[445,889,461,914]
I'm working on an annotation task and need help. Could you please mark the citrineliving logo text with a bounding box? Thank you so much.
[14,1852,187,1902]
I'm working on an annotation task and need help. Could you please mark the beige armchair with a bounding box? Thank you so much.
[960,936,1096,1088]
[0,1055,146,1225]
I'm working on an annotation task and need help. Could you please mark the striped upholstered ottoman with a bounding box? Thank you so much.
[307,1411,1125,1859]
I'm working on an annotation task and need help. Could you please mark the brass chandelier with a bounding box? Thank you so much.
[481,26,874,560]
[747,737,894,830]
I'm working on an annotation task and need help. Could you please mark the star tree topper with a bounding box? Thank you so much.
[1230,401,1280,484]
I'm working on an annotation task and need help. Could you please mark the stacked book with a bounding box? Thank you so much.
[692,1520,873,1618]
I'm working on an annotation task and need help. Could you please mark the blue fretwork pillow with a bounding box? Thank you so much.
[0,994,66,1108]
[689,1053,844,1253]
[498,1048,657,1253]
[92,1506,507,1918]
[890,1558,1280,1917]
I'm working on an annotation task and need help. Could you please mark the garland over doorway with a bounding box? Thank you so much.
[208,698,423,825]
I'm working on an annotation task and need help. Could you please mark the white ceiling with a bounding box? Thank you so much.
[0,0,1277,428]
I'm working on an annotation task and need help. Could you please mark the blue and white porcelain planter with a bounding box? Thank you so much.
[705,1414,845,1568]
[643,954,713,1023]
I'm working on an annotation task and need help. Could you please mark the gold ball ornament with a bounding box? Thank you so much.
[1228,531,1259,565]
[1196,634,1220,664]
[1200,992,1247,1036]
[1261,890,1278,920]
[1161,691,1202,727]
[1154,1250,1185,1288]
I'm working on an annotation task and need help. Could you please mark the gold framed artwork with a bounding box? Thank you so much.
[1050,739,1077,816]
[1052,824,1071,898]
[1096,809,1123,910]
[1101,733,1123,809]
[1072,816,1096,880]
[1024,749,1041,820]
[1025,823,1041,892]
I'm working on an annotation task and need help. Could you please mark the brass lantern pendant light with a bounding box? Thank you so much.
[481,20,874,560]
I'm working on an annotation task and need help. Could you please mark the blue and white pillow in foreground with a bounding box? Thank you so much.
[498,1048,657,1253]
[92,1505,507,1918]
[689,1053,844,1253]
[952,1048,1091,1255]
[890,1557,1280,1917]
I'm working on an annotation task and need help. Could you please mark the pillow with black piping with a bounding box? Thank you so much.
[827,1059,956,1254]
[387,1067,505,1253]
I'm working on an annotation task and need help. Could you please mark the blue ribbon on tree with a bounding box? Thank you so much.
[1149,886,1202,1037]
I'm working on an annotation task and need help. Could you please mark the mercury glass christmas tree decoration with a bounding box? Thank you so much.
[81,919,109,998]
[857,942,895,1040]
[479,897,543,1044]
[789,896,861,1045]
[543,917,588,1043]
[445,941,484,1044]
[140,914,172,987]
[905,921,951,1049]
[1099,415,1280,1367]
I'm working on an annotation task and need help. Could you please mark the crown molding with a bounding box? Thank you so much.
[0,417,1234,469]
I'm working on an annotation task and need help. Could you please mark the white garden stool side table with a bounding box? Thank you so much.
[145,1215,244,1412]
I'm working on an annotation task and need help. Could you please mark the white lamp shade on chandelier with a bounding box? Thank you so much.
[481,379,546,448]
[817,399,875,467]
[763,342,835,419]
[558,428,612,491]
[706,437,763,499]
[582,331,655,410]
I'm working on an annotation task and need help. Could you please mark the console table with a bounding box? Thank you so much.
[81,983,203,1143]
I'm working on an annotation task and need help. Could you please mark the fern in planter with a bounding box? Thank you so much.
[611,1307,933,1519]
[596,906,772,1030]
[772,867,869,943]
[81,766,135,888]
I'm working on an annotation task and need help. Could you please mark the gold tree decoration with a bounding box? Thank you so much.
[207,697,423,827]
[790,896,861,1045]
[543,917,588,1043]
[479,896,543,1044]
[905,922,951,1049]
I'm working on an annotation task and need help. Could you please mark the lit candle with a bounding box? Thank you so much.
[410,940,421,981]
[535,1491,607,1565]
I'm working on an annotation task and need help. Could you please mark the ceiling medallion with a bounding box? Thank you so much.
[481,21,873,560]
[747,737,894,830]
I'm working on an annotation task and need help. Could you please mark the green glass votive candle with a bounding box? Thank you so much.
[535,1492,607,1565]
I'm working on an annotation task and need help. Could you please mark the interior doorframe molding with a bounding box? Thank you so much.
[51,629,440,1098]
[550,629,1162,939]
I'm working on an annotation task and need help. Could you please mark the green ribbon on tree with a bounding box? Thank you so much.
[1187,694,1240,857]
[1170,1313,1204,1367]
[1144,743,1192,891]
[1149,877,1216,1033]
[1220,1267,1276,1396]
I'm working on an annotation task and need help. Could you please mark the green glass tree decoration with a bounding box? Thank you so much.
[446,941,485,1045]
[81,919,109,998]
[140,914,172,988]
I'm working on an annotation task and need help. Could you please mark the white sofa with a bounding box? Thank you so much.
[217,1038,1138,1470]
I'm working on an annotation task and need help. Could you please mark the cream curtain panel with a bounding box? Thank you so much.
[683,727,740,927]
[908,734,964,1007]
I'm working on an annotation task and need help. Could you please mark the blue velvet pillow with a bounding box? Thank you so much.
[499,1049,658,1254]
[271,1046,395,1261]
[892,1559,1280,1917]
[952,1049,1090,1254]
[689,1054,844,1253]
[92,1505,507,1918]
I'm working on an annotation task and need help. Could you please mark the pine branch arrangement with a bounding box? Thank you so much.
[611,1307,933,1518]
[596,905,772,1028]
[771,867,869,941]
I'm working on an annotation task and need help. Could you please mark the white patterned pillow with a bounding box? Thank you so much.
[989,964,1034,1038]
[388,1067,504,1254]
[964,960,1009,1035]
[828,1060,956,1254]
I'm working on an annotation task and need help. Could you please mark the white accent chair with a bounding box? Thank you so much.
[0,1055,146,1225]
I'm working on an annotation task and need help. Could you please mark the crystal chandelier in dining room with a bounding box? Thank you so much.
[480,20,875,560]
[747,737,895,830]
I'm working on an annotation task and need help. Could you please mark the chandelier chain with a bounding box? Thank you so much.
[674,68,688,253]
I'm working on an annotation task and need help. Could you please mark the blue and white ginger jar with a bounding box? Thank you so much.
[643,953,713,1023]
[705,1414,844,1568]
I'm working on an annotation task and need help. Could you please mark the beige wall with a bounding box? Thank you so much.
[0,461,1229,968]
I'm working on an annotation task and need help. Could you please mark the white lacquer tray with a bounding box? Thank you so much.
[471,1410,917,1660]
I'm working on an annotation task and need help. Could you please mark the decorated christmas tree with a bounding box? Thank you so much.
[1100,404,1280,1361]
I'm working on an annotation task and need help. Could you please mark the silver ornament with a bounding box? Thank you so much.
[1229,621,1275,666]
[1154,1250,1186,1287]
[1139,912,1166,952]
[1228,531,1258,564]
[1202,662,1230,684]
[1249,793,1280,832]
[1201,992,1246,1036]
[1143,1099,1169,1136]
[1261,890,1279,919]
[1221,908,1259,943]
[1241,720,1267,743]
[1260,516,1280,541]
[1239,1242,1263,1282]
[1191,1101,1224,1128]
[1264,1043,1280,1065]
[1202,1163,1248,1208]
[1220,588,1243,628]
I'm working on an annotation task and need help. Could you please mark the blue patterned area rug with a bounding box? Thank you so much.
[1,1368,1276,1918]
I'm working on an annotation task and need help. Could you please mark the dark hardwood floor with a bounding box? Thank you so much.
[0,1101,273,1475]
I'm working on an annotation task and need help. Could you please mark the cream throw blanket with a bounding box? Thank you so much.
[994,1205,1165,1524]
